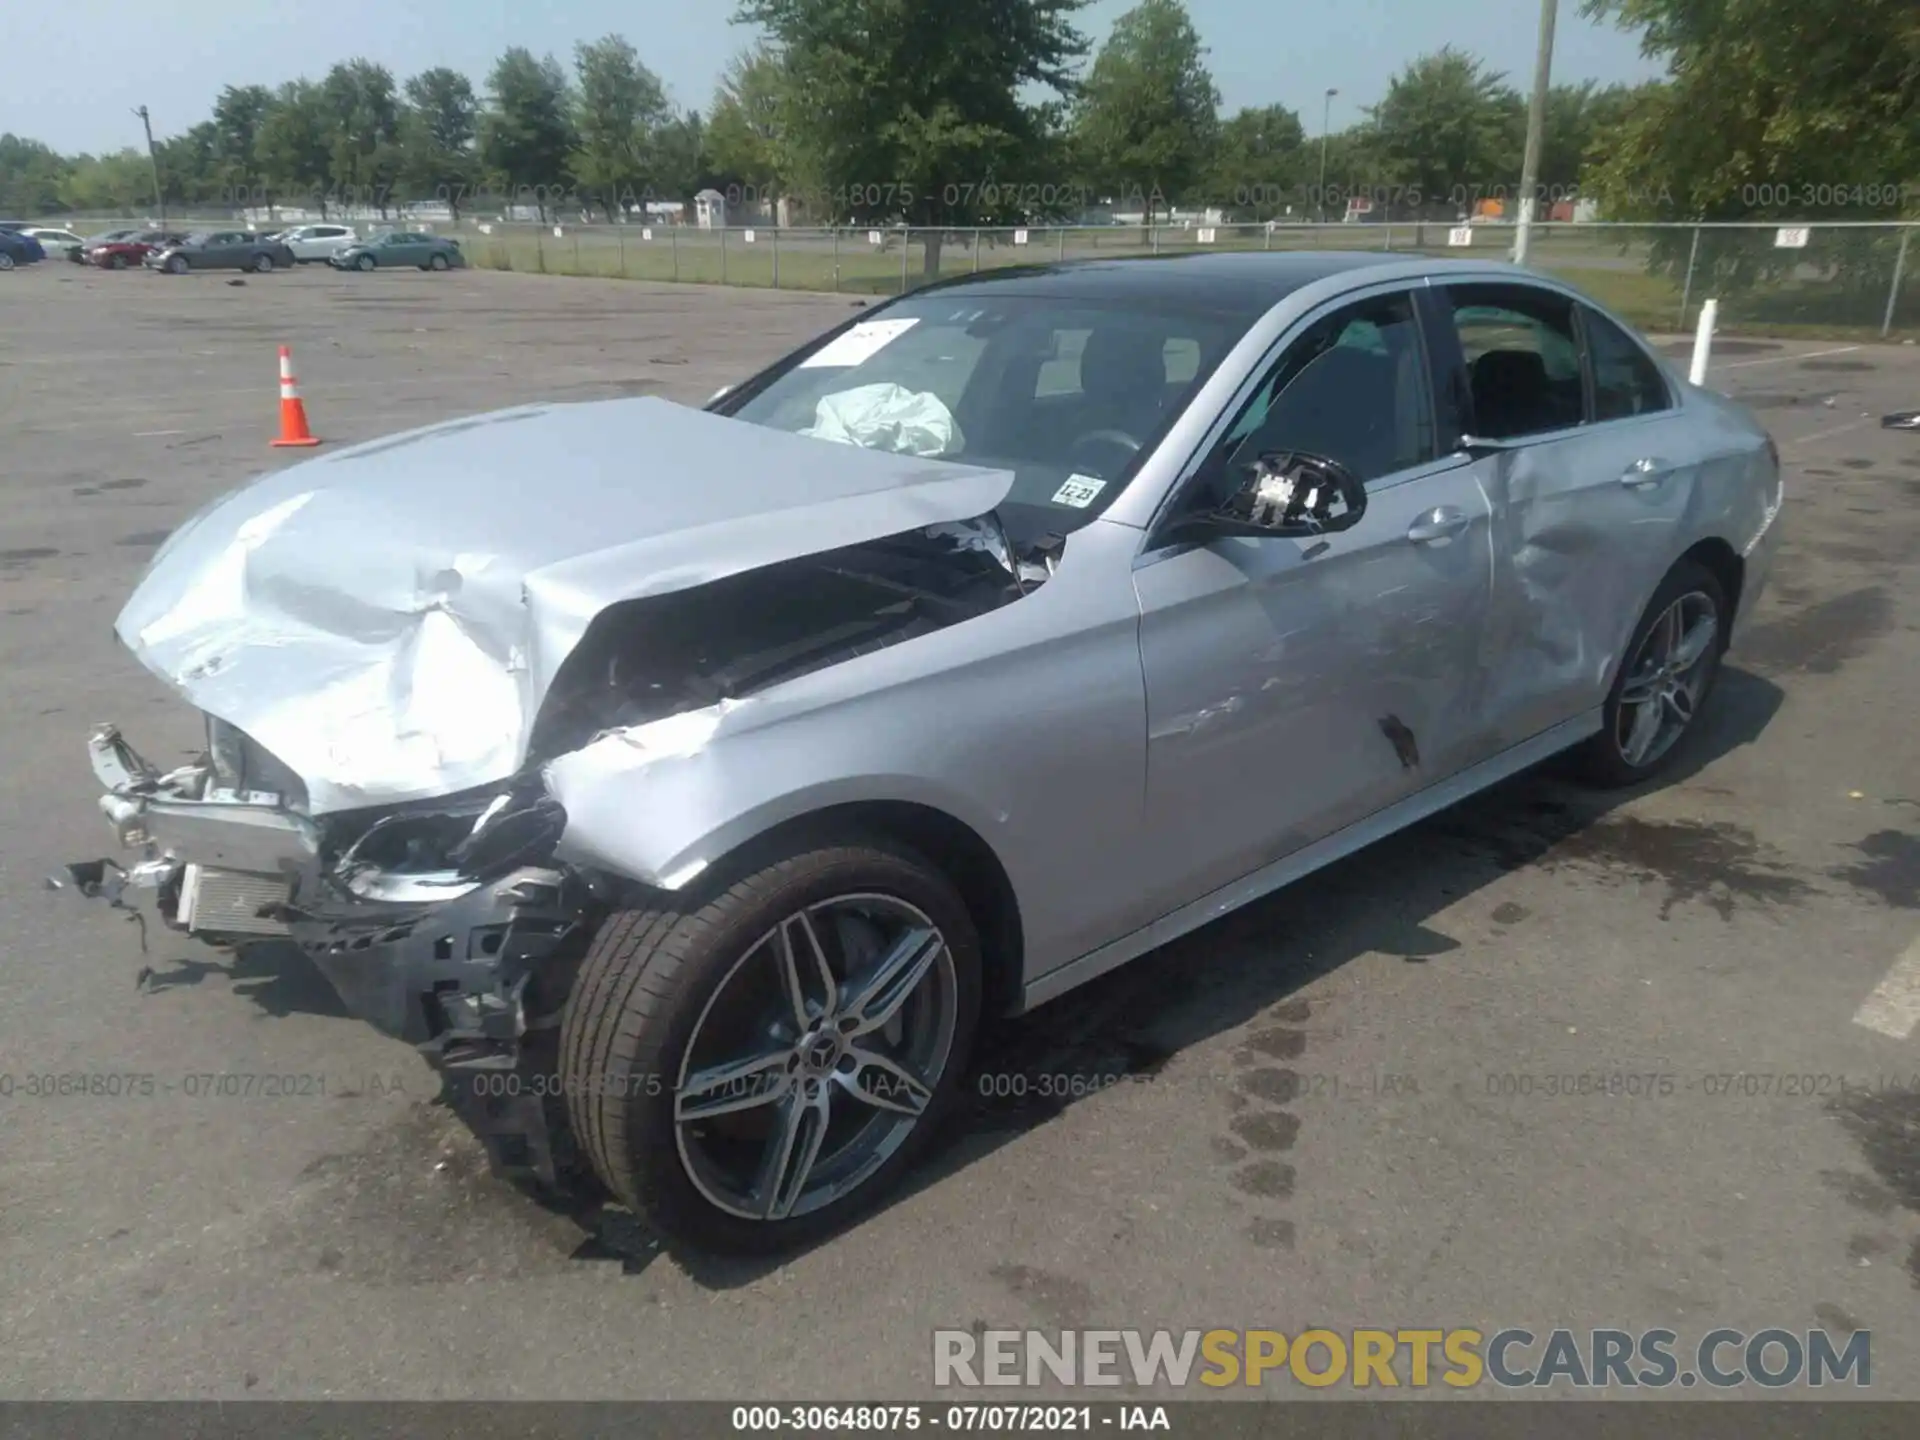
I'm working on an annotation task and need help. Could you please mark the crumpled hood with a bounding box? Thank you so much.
[118,397,1014,815]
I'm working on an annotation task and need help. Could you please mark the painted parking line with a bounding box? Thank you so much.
[1718,345,1864,371]
[1853,933,1920,1039]
[1785,418,1873,448]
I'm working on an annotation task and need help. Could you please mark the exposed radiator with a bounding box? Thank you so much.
[177,864,291,938]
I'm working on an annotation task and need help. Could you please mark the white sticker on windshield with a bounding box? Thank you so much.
[1051,475,1107,509]
[799,318,921,369]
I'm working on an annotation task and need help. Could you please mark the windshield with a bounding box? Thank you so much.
[724,292,1249,537]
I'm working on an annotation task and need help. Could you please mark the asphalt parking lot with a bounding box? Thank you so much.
[2,261,1919,1401]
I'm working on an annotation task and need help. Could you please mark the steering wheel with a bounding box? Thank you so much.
[1066,428,1143,476]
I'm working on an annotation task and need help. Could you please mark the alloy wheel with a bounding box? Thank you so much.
[1615,590,1718,769]
[672,893,958,1223]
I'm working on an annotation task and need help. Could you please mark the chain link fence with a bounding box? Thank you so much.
[453,218,1917,338]
[43,212,1919,340]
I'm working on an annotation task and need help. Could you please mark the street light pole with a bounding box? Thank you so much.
[132,105,165,226]
[1318,88,1338,225]
[1512,0,1558,266]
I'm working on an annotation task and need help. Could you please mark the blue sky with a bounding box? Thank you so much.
[5,0,1663,155]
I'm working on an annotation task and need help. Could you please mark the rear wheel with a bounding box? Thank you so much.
[560,836,982,1254]
[109,253,127,270]
[0,253,13,272]
[1573,559,1728,787]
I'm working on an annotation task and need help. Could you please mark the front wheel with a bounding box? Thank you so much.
[0,253,13,272]
[428,253,450,271]
[1573,558,1728,787]
[559,836,983,1253]
[163,254,187,274]
[109,254,128,270]
[354,253,375,272]
[252,252,275,273]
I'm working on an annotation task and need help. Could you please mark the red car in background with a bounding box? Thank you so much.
[86,231,188,269]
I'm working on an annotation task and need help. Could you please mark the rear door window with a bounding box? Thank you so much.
[1583,307,1673,421]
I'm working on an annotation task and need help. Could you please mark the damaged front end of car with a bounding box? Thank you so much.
[67,715,598,1186]
[59,397,1031,1193]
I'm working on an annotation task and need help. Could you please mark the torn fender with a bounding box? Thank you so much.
[113,397,1014,814]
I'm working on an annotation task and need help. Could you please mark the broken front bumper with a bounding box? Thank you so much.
[63,722,597,1190]
[64,723,318,940]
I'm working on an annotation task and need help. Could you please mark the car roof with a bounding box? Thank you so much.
[905,250,1562,320]
[907,250,1418,318]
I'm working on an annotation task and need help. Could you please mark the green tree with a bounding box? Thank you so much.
[210,84,274,203]
[738,0,1091,275]
[652,110,709,207]
[58,150,156,216]
[0,134,73,215]
[320,60,403,215]
[570,35,673,220]
[1071,0,1220,222]
[399,67,481,215]
[1206,103,1305,218]
[704,45,789,203]
[1581,0,1919,219]
[158,120,221,209]
[256,80,334,215]
[1582,0,1919,311]
[1366,48,1524,219]
[479,48,575,221]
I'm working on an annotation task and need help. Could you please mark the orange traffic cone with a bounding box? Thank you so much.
[270,345,321,447]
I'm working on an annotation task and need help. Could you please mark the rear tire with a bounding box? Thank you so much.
[0,253,13,272]
[560,835,982,1254]
[109,254,127,270]
[1572,558,1728,788]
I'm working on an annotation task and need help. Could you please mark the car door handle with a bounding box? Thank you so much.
[1406,506,1471,545]
[1620,457,1671,488]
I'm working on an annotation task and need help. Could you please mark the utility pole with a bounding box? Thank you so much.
[1317,88,1338,225]
[1512,0,1558,266]
[133,105,166,226]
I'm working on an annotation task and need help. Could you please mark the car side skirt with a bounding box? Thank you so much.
[1016,710,1600,1013]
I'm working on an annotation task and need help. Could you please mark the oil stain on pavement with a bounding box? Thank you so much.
[1738,588,1892,676]
[1825,1084,1920,1289]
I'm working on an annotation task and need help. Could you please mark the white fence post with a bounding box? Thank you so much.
[1885,227,1912,339]
[1689,298,1719,385]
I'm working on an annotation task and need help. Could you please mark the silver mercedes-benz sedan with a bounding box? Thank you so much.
[64,252,1782,1252]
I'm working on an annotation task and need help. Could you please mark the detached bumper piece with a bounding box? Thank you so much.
[290,869,594,1191]
[61,724,316,944]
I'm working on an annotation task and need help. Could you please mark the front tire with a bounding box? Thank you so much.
[109,254,127,270]
[560,836,983,1254]
[428,253,450,271]
[252,252,275,273]
[164,254,187,274]
[354,253,375,272]
[1573,558,1728,788]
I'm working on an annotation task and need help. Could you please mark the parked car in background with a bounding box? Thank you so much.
[272,223,358,263]
[61,252,1783,1253]
[22,227,87,262]
[73,229,140,263]
[149,230,298,274]
[87,231,187,269]
[0,230,46,268]
[329,231,465,271]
